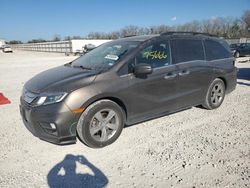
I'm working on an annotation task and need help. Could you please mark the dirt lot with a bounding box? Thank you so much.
[0,50,249,188]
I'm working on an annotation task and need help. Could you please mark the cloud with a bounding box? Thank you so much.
[211,16,217,20]
[171,16,177,21]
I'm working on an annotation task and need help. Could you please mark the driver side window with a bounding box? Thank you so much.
[136,41,171,68]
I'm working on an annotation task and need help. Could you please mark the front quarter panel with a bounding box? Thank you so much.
[64,71,130,112]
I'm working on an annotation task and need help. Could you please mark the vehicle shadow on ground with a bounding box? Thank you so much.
[47,154,108,188]
[237,68,250,86]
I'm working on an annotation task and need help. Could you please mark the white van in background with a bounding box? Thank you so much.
[0,39,6,49]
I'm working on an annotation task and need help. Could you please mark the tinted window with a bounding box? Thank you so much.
[246,43,250,49]
[239,43,247,48]
[230,44,238,48]
[205,40,231,60]
[136,41,171,68]
[173,39,204,63]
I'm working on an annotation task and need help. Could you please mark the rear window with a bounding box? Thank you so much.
[172,39,204,63]
[205,39,231,61]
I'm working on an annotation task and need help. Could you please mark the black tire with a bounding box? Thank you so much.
[234,51,240,58]
[77,99,125,148]
[203,78,226,110]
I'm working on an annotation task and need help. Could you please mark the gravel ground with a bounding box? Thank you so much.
[0,50,249,188]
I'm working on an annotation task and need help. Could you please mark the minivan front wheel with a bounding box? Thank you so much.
[203,78,225,110]
[77,100,125,148]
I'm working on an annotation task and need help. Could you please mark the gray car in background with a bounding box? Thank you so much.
[20,32,237,148]
[233,43,250,58]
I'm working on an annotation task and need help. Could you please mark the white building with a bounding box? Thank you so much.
[11,39,111,53]
[0,39,6,48]
[71,39,111,53]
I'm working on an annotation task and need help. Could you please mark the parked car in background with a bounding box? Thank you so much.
[229,43,239,51]
[20,32,237,148]
[83,44,96,54]
[229,43,239,57]
[233,43,250,58]
[229,43,239,49]
[2,45,13,53]
[73,44,97,56]
[73,49,83,56]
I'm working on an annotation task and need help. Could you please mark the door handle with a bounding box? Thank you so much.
[164,73,177,79]
[179,70,190,76]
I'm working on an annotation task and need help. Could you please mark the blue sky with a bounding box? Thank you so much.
[0,0,249,42]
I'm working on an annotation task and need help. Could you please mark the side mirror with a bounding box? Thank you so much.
[134,63,153,76]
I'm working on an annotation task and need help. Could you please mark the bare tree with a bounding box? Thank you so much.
[71,36,83,39]
[242,10,250,36]
[242,10,250,27]
[8,40,23,44]
[64,36,72,41]
[27,38,47,43]
[53,34,61,41]
[24,10,250,43]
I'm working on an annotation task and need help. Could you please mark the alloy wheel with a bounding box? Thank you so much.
[89,108,119,142]
[210,83,224,106]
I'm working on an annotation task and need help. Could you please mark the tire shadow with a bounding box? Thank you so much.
[47,154,108,188]
[237,68,250,86]
[237,68,250,80]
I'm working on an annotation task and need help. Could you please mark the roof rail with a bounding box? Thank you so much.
[160,31,216,37]
[123,34,137,38]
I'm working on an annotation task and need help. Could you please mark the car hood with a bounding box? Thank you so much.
[25,65,98,93]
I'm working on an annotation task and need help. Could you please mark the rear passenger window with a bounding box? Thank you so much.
[205,40,231,60]
[172,39,204,63]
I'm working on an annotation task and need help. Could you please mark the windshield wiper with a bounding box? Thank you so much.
[72,65,93,70]
[64,62,73,66]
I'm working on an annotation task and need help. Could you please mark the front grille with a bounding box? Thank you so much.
[22,89,37,104]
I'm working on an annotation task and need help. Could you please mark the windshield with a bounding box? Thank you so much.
[71,41,139,71]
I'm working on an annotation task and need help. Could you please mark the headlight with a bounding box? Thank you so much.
[36,92,67,106]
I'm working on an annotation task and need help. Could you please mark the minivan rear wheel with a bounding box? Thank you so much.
[77,100,125,148]
[203,78,225,110]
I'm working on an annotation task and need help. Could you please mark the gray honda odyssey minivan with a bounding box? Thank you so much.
[20,32,237,148]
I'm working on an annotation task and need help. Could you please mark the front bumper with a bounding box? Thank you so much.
[19,98,80,145]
